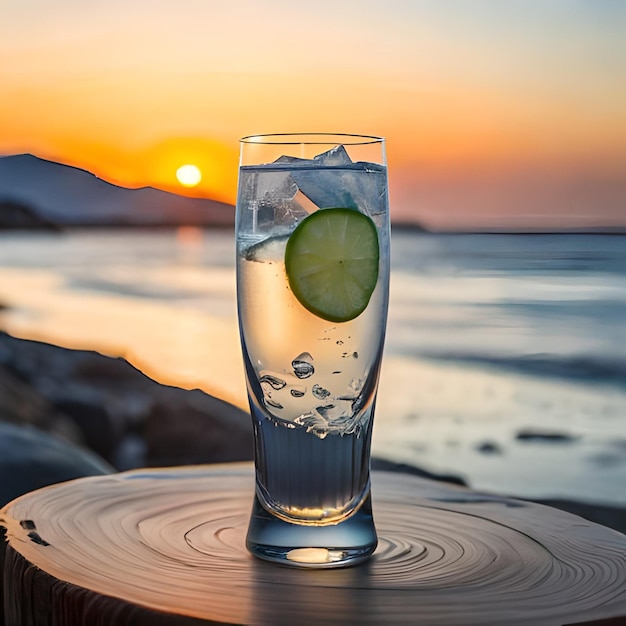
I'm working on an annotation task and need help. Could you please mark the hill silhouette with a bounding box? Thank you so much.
[0,198,60,230]
[0,154,234,228]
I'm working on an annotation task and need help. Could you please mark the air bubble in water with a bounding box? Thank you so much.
[292,352,315,379]
[259,374,287,390]
[312,384,331,400]
[349,378,364,394]
[264,397,283,410]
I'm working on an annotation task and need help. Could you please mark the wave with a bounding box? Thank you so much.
[413,351,626,388]
[66,277,212,301]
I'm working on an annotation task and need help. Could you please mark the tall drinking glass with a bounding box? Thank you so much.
[236,134,390,568]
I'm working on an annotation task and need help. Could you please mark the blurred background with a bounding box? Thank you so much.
[2,0,625,230]
[1,1,625,512]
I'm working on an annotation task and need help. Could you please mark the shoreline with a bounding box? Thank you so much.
[0,331,624,534]
[2,221,626,235]
[1,239,625,509]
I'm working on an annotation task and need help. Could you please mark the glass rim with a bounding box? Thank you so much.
[240,133,384,146]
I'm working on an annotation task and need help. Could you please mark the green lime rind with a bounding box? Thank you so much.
[285,208,379,323]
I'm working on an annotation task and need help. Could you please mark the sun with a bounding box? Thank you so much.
[176,164,202,188]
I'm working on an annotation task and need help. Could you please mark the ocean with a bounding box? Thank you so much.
[0,229,624,506]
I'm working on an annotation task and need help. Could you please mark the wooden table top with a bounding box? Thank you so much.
[1,463,625,625]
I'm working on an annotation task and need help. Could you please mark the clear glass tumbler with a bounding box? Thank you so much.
[236,133,390,567]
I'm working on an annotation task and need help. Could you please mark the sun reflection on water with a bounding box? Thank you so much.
[0,266,247,410]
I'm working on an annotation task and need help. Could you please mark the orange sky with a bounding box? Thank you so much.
[1,0,625,229]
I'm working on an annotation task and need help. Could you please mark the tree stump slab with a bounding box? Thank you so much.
[1,464,625,625]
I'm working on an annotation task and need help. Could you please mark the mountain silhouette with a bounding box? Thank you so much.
[0,154,234,228]
[0,198,60,230]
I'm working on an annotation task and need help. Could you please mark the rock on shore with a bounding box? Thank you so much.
[0,331,253,472]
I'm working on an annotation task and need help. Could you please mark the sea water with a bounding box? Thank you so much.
[0,230,624,507]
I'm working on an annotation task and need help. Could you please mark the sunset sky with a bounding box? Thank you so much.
[2,0,625,229]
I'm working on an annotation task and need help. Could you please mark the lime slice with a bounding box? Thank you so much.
[285,208,379,323]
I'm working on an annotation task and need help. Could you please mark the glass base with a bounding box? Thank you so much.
[246,492,377,568]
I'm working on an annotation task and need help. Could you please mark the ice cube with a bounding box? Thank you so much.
[268,144,386,216]
[290,161,386,216]
[292,189,319,215]
[273,145,352,167]
[239,166,311,236]
[318,402,365,436]
[249,170,308,232]
[294,411,329,439]
[255,171,298,201]
[290,169,356,210]
[342,164,387,217]
[314,145,353,166]
[273,155,312,166]
[271,197,310,227]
